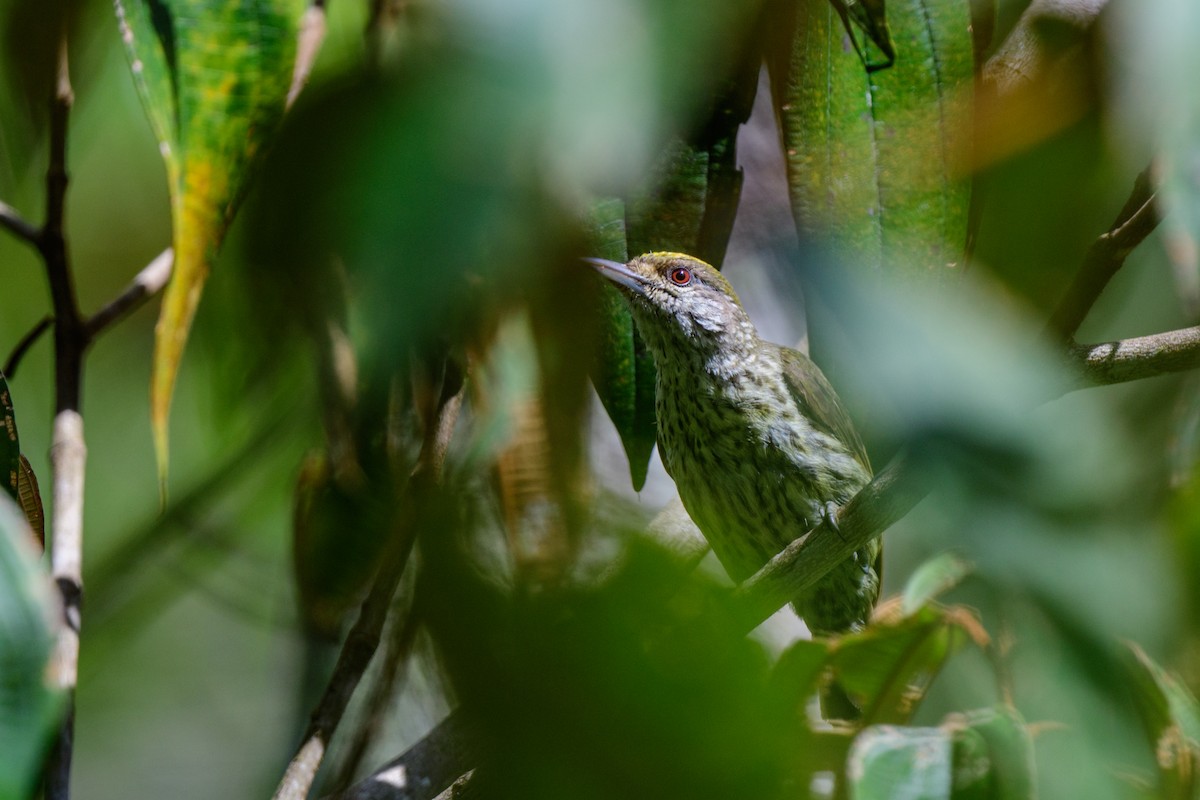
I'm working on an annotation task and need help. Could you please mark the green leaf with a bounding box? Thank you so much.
[585,199,657,491]
[0,369,18,503]
[948,707,1036,800]
[114,0,306,482]
[849,725,953,800]
[1122,642,1200,799]
[0,494,61,798]
[771,0,973,283]
[830,604,972,725]
[769,637,830,712]
[902,552,971,614]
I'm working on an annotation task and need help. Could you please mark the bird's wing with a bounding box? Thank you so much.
[777,344,872,473]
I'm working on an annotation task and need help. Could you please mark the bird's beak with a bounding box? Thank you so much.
[583,257,649,296]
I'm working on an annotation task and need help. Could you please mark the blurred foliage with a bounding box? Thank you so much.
[3,0,1200,798]
[0,495,60,799]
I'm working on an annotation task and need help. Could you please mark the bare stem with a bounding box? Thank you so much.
[0,199,39,244]
[84,248,174,338]
[1046,166,1160,341]
[1068,326,1200,388]
[4,315,54,379]
[42,29,84,800]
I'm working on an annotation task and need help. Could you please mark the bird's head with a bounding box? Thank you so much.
[584,252,756,357]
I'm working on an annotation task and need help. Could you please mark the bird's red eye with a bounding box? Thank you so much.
[668,267,692,286]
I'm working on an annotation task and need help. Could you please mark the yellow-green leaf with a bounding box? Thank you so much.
[114,0,306,482]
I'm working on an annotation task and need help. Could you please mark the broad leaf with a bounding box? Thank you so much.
[902,551,971,614]
[586,199,657,491]
[0,494,61,798]
[849,725,953,799]
[769,637,830,712]
[830,603,974,725]
[114,0,306,480]
[947,706,1035,800]
[849,707,1034,800]
[771,0,973,283]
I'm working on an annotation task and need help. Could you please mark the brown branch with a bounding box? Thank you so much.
[4,315,53,379]
[1068,326,1200,388]
[84,248,173,338]
[1046,166,1160,341]
[0,199,39,244]
[273,370,465,800]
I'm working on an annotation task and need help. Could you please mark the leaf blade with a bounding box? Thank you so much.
[116,0,306,481]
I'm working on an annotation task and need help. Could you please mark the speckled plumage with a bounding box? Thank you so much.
[590,252,879,634]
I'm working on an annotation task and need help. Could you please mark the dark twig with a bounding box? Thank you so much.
[329,600,424,793]
[4,315,53,379]
[84,248,173,338]
[1046,166,1160,341]
[42,28,85,800]
[326,712,480,800]
[273,373,465,800]
[0,199,39,245]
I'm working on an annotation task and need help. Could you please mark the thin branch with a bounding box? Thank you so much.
[0,199,39,244]
[1046,166,1160,341]
[43,25,85,800]
[1068,326,1200,388]
[84,248,173,338]
[326,712,480,800]
[4,315,53,379]
[328,601,423,793]
[273,370,465,800]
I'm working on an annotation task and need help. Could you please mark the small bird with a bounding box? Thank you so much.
[587,252,879,635]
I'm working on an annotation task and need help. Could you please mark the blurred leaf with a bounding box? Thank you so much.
[1122,643,1200,799]
[770,0,973,283]
[849,707,1034,800]
[831,603,974,725]
[0,369,17,503]
[113,0,305,480]
[949,706,1035,800]
[770,637,830,712]
[0,494,61,799]
[421,520,800,800]
[829,0,896,71]
[902,552,971,614]
[848,725,953,799]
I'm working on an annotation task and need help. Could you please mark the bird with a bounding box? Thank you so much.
[586,251,879,636]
